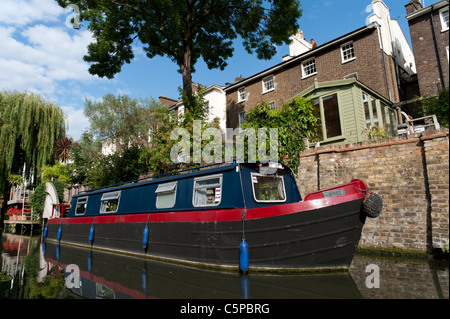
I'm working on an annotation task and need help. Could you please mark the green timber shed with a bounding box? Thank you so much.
[298,78,398,146]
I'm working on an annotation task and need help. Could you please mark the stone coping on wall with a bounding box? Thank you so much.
[300,128,449,157]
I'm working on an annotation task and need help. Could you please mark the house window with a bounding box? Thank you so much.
[262,76,275,93]
[322,94,342,138]
[193,175,222,207]
[238,111,247,128]
[251,173,286,203]
[440,8,449,32]
[341,42,355,63]
[269,101,276,110]
[371,97,379,127]
[75,197,88,215]
[363,93,371,129]
[302,58,317,78]
[238,87,246,102]
[363,93,395,135]
[313,93,343,142]
[155,182,177,209]
[100,191,121,213]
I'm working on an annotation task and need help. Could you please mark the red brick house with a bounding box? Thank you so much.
[405,0,449,97]
[225,0,417,140]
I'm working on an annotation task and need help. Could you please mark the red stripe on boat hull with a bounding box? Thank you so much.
[47,192,363,225]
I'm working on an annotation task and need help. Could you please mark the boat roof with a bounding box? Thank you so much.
[75,161,293,199]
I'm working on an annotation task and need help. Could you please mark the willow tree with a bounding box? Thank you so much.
[0,91,66,197]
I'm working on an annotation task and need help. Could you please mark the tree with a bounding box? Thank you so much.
[57,0,302,112]
[139,85,222,174]
[0,91,66,192]
[0,91,65,222]
[54,136,74,163]
[84,93,165,151]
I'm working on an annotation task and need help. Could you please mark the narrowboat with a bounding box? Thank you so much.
[43,161,382,272]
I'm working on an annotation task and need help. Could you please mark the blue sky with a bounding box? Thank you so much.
[0,0,414,140]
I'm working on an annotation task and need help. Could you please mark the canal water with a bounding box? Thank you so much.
[1,231,448,300]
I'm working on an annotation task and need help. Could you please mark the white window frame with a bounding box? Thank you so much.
[238,87,246,103]
[340,42,356,63]
[262,75,275,94]
[439,7,449,32]
[302,58,317,79]
[155,181,177,209]
[75,197,88,216]
[100,191,121,213]
[250,173,286,203]
[192,174,223,207]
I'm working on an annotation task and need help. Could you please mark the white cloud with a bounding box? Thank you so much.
[20,24,95,81]
[0,22,99,101]
[0,0,64,26]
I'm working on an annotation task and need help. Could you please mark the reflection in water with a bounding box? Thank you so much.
[1,232,448,299]
[42,241,362,299]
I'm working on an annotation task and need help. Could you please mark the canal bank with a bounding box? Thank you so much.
[299,128,449,255]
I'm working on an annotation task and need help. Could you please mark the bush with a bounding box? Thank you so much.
[421,89,449,128]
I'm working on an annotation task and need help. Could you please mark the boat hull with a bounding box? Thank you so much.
[45,197,366,271]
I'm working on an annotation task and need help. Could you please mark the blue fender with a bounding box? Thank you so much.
[57,226,62,241]
[239,237,249,272]
[142,225,149,249]
[89,225,95,245]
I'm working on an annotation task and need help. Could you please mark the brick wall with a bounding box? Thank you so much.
[298,129,449,252]
[407,5,449,96]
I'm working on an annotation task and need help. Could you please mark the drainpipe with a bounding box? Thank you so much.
[374,22,393,101]
[430,5,446,89]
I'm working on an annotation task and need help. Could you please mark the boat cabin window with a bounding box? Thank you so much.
[155,182,177,209]
[193,174,222,207]
[100,191,121,213]
[251,173,286,203]
[75,197,88,215]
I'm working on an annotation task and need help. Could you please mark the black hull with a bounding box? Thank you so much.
[45,199,366,271]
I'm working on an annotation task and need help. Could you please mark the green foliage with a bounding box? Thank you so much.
[84,94,163,150]
[7,174,23,186]
[242,96,319,175]
[362,126,388,141]
[420,89,449,128]
[41,163,73,184]
[139,87,222,175]
[87,146,149,188]
[73,94,170,188]
[56,0,302,112]
[71,131,101,185]
[30,180,67,219]
[29,183,46,219]
[0,90,66,192]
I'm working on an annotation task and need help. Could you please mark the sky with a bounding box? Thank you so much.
[0,0,415,140]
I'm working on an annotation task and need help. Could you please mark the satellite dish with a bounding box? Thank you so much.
[42,182,60,219]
